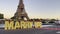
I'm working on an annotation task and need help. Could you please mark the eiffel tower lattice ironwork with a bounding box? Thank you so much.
[13,0,29,20]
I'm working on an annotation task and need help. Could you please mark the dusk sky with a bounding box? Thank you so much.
[0,0,60,19]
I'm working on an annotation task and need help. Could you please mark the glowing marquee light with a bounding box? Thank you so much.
[5,21,42,30]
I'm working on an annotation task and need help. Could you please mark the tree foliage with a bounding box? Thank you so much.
[0,14,4,19]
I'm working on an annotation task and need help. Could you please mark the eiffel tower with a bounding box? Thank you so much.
[13,0,29,20]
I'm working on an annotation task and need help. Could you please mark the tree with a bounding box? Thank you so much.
[11,17,15,19]
[0,13,4,19]
[49,19,56,23]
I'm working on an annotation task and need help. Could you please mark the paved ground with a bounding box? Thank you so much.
[0,24,60,34]
[0,28,58,34]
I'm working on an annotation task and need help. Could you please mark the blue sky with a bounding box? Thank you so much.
[0,0,60,19]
